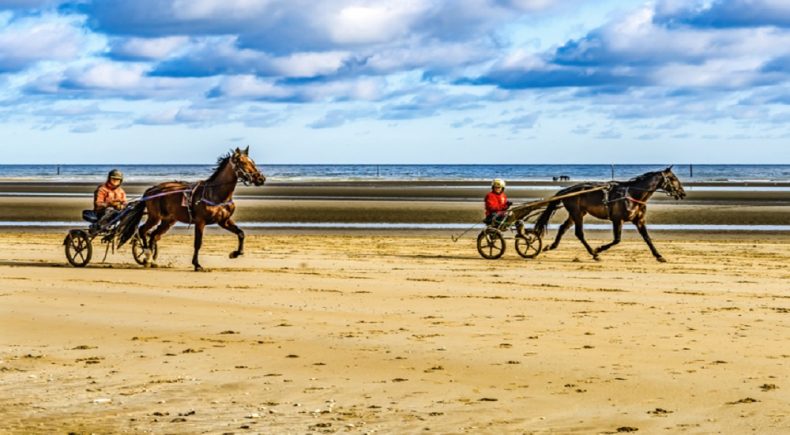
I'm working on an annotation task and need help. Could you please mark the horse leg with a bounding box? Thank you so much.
[545,217,573,251]
[192,221,206,271]
[571,213,598,260]
[634,217,666,262]
[595,220,623,254]
[219,219,245,259]
[147,219,175,265]
[138,214,159,249]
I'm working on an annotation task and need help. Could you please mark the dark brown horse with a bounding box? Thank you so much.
[533,167,685,262]
[119,147,265,271]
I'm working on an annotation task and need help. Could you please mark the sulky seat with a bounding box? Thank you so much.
[82,210,99,223]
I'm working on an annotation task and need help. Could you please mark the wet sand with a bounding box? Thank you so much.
[1,180,789,226]
[1,232,788,433]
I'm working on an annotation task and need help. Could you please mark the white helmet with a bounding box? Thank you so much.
[492,178,506,189]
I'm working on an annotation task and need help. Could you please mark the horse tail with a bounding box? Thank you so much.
[533,200,561,236]
[117,200,147,247]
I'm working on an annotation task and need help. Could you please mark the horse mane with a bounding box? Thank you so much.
[207,151,233,182]
[623,170,663,186]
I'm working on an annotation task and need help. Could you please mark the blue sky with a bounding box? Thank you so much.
[0,0,788,164]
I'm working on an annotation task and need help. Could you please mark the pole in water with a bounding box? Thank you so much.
[610,164,614,180]
[690,164,693,178]
[56,165,60,175]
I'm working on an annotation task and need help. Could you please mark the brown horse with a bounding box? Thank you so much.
[533,167,685,262]
[119,147,265,271]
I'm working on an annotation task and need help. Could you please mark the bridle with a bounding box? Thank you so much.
[656,172,684,199]
[230,156,259,186]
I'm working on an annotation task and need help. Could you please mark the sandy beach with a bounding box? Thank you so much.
[1,231,788,434]
[1,180,788,433]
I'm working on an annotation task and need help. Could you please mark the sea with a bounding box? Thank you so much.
[0,164,789,183]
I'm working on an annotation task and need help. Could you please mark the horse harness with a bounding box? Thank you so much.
[133,158,254,224]
[601,172,673,219]
[182,157,259,222]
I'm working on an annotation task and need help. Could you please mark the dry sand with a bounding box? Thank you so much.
[1,231,788,433]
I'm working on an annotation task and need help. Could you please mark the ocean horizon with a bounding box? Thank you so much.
[1,164,789,183]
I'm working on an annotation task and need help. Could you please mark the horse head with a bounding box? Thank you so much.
[231,146,266,186]
[661,166,685,200]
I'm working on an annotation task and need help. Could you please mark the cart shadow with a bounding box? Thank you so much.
[0,260,145,270]
[396,253,481,261]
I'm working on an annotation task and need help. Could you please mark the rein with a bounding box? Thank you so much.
[134,158,252,207]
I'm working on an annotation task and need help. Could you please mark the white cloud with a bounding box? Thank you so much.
[327,1,430,44]
[110,36,189,60]
[271,51,350,77]
[66,62,148,90]
[212,75,292,100]
[0,14,89,72]
[171,0,275,21]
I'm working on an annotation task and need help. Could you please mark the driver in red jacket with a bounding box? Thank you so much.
[484,178,512,226]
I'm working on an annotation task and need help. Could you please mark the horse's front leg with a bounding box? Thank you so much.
[595,220,623,254]
[192,221,207,271]
[219,218,245,259]
[634,217,665,262]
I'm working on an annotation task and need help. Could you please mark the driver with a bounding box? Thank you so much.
[484,178,512,226]
[94,169,127,225]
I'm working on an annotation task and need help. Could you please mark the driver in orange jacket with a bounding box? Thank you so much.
[94,169,128,226]
[484,178,512,226]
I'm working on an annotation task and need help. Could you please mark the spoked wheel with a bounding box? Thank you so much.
[131,234,157,266]
[477,228,505,260]
[515,229,542,259]
[64,230,92,267]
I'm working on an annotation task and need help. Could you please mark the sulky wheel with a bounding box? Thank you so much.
[64,230,92,267]
[131,234,157,266]
[515,229,542,259]
[477,228,505,260]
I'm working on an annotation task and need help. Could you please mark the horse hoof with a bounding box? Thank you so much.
[229,251,243,259]
[194,265,203,272]
[656,256,667,263]
[593,255,600,261]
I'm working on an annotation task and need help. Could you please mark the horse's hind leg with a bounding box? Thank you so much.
[147,219,175,264]
[634,217,666,262]
[219,219,245,259]
[545,217,573,251]
[138,214,160,249]
[595,220,623,255]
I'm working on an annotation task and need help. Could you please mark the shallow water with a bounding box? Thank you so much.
[2,164,789,183]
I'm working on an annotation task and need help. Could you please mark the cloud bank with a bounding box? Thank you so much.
[0,0,787,137]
